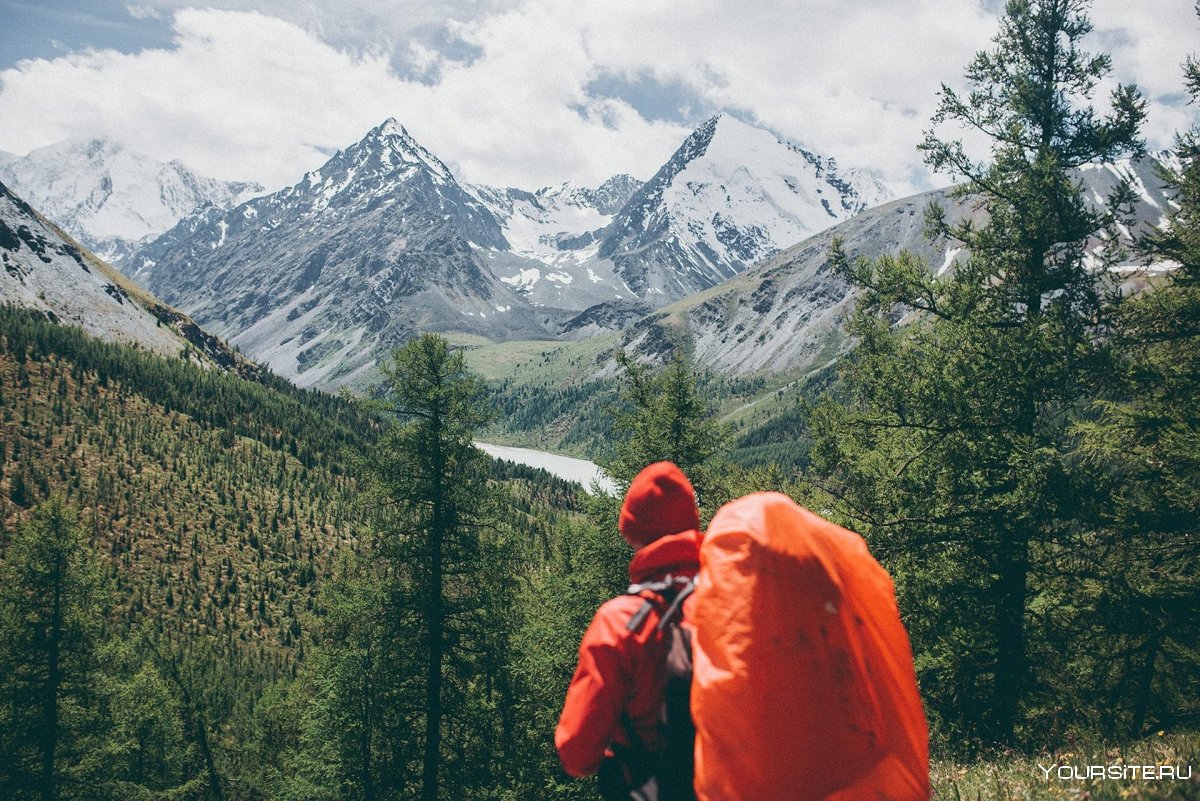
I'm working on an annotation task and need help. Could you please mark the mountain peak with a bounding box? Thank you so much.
[369,117,408,139]
[348,118,454,183]
[599,112,895,301]
[590,174,642,215]
[0,137,263,260]
[702,114,792,155]
[685,112,754,141]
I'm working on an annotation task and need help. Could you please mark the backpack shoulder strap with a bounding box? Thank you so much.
[656,576,696,633]
[624,575,695,633]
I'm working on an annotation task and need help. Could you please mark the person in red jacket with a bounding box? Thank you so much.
[555,461,701,797]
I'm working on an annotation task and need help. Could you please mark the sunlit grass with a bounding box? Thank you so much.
[445,332,619,385]
[932,733,1200,800]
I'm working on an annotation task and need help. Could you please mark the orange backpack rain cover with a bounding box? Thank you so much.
[688,492,929,801]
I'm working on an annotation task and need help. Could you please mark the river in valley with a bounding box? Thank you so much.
[474,442,617,496]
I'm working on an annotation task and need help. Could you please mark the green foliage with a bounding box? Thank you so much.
[288,554,413,801]
[93,636,202,801]
[0,303,604,800]
[0,498,107,801]
[487,376,622,458]
[728,362,840,472]
[606,350,729,501]
[292,335,523,801]
[0,305,369,678]
[808,0,1146,748]
[484,349,770,464]
[1069,14,1200,738]
[0,306,380,799]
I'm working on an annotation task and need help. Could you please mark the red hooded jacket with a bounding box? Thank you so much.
[555,530,701,777]
[555,461,701,778]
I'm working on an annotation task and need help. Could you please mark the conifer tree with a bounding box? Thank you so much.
[809,0,1144,745]
[1074,9,1200,735]
[301,334,496,801]
[288,555,409,801]
[608,349,726,496]
[579,349,729,596]
[97,638,200,801]
[0,498,106,801]
[373,334,492,801]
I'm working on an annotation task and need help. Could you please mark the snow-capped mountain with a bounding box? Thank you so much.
[597,113,892,304]
[125,114,894,388]
[621,157,1174,377]
[0,179,259,374]
[470,114,891,312]
[0,138,261,264]
[132,119,556,388]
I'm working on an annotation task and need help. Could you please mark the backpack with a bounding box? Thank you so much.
[596,575,697,801]
[688,493,930,801]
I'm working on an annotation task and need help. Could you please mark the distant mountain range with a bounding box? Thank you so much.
[0,139,261,264]
[2,119,1175,393]
[128,120,559,387]
[596,114,890,301]
[112,114,892,386]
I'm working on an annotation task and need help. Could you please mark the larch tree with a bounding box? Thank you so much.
[0,498,106,801]
[808,0,1145,746]
[293,335,517,801]
[1075,5,1200,736]
[371,334,495,801]
[608,349,726,497]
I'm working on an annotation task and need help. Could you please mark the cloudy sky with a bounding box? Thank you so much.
[0,0,1195,196]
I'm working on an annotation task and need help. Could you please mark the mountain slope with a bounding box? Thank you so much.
[621,156,1174,377]
[0,179,260,375]
[0,304,372,664]
[596,114,891,304]
[131,119,557,388]
[0,138,260,264]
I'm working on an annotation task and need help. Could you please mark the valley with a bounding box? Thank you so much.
[0,1,1196,793]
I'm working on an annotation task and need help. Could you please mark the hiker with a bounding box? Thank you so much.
[556,461,700,801]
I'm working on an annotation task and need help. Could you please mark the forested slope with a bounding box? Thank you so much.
[0,307,593,801]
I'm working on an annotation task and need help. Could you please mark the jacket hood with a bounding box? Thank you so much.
[629,529,701,584]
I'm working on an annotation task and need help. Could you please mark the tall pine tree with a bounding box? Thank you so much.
[294,334,504,801]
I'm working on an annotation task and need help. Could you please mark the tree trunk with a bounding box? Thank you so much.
[166,658,224,801]
[194,714,223,801]
[361,666,375,801]
[1131,630,1162,737]
[422,399,446,801]
[40,553,64,801]
[992,528,1029,745]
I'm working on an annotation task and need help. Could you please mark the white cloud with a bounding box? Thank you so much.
[0,10,405,187]
[0,1,1193,197]
[1092,0,1198,150]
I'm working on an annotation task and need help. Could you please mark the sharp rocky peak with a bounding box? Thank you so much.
[359,118,452,177]
[300,118,457,194]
